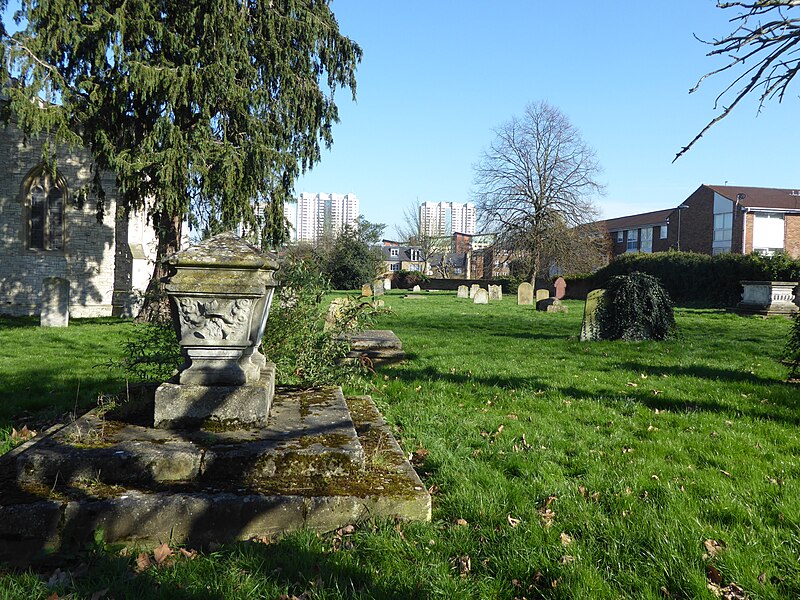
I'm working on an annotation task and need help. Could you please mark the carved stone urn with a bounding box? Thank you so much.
[154,232,279,428]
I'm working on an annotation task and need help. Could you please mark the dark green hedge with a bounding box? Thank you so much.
[570,252,800,307]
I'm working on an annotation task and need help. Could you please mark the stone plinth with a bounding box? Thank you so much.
[0,387,430,565]
[735,281,798,316]
[154,363,276,428]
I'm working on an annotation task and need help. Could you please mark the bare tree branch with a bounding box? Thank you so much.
[676,1,800,160]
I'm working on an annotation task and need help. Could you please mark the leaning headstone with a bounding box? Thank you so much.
[40,277,70,327]
[457,285,469,299]
[412,285,421,292]
[580,289,606,341]
[361,283,373,297]
[469,283,480,299]
[536,289,550,302]
[372,281,384,296]
[488,284,502,301]
[474,288,489,304]
[537,298,568,313]
[554,277,567,300]
[517,282,534,305]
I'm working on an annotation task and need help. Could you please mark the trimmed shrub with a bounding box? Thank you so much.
[569,251,800,307]
[784,312,800,380]
[596,272,676,341]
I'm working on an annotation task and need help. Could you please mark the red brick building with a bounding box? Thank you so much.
[602,185,800,259]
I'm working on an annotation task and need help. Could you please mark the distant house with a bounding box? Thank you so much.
[380,244,426,275]
[602,185,800,259]
[0,118,157,317]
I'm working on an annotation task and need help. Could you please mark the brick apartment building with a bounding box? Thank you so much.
[602,185,800,259]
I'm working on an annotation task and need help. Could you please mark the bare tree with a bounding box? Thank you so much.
[473,101,604,284]
[676,1,800,160]
[394,202,450,276]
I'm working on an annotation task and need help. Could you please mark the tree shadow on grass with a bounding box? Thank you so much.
[385,363,800,427]
[6,530,419,600]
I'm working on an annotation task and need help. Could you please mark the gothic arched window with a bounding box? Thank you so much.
[25,168,66,251]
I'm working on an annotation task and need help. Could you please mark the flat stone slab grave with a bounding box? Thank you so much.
[0,387,430,565]
[345,329,406,363]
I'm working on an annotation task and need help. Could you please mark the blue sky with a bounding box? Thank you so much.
[296,1,800,237]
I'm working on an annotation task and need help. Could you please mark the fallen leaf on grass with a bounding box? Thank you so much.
[507,514,521,528]
[626,382,639,388]
[454,518,469,527]
[559,532,572,546]
[135,552,152,573]
[411,448,428,465]
[707,581,749,599]
[703,539,726,560]
[758,572,766,584]
[707,564,722,585]
[538,508,555,528]
[647,425,659,432]
[453,555,471,577]
[46,594,59,600]
[153,542,173,565]
[560,555,575,565]
[179,547,198,558]
[720,470,732,478]
[11,426,36,442]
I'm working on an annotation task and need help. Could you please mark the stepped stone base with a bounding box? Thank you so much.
[0,388,430,566]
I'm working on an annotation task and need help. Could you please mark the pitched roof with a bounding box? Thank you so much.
[601,208,674,231]
[705,185,800,211]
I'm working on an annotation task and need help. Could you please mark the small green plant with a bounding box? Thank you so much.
[596,271,676,341]
[784,311,800,380]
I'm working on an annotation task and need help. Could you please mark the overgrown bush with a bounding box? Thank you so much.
[596,272,676,341]
[392,270,429,289]
[571,251,800,307]
[117,255,382,387]
[262,257,382,386]
[784,312,800,380]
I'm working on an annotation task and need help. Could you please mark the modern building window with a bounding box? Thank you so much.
[752,212,785,255]
[659,225,668,239]
[712,193,733,253]
[626,229,638,253]
[26,168,65,251]
[640,227,653,253]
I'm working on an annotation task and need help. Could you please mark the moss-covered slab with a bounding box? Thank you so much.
[0,388,430,565]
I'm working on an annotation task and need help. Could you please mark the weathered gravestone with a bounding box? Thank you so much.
[537,297,568,313]
[554,277,567,300]
[371,281,385,297]
[517,282,534,305]
[361,283,373,297]
[40,277,69,327]
[457,285,469,298]
[412,284,421,292]
[536,289,550,302]
[580,289,606,341]
[474,288,489,304]
[383,277,392,291]
[469,283,480,299]
[488,284,502,301]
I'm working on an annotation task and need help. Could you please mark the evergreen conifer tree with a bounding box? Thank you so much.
[2,0,360,317]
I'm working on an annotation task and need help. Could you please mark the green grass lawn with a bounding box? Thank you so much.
[1,294,799,599]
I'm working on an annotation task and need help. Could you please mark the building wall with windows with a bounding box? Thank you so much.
[601,185,800,260]
[419,201,476,237]
[0,121,157,317]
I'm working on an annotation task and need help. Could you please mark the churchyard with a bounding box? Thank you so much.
[1,291,799,598]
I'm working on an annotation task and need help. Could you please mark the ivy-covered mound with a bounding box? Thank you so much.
[597,272,676,341]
